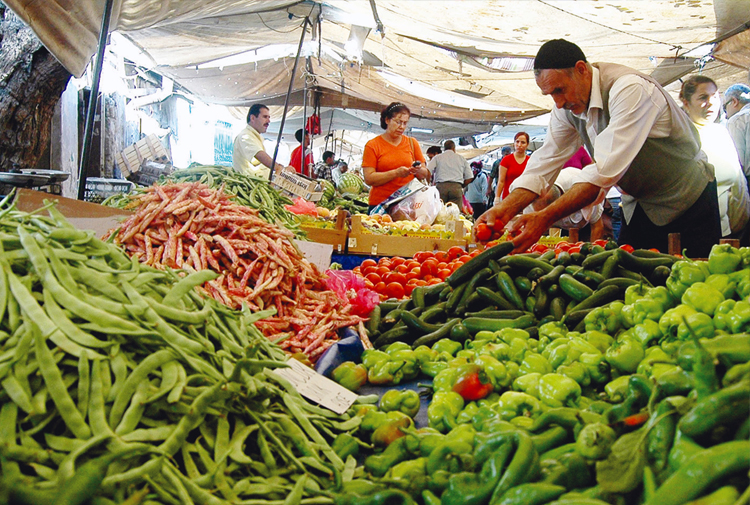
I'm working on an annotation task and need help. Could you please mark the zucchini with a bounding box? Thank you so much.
[399,310,441,334]
[445,282,468,314]
[581,248,616,269]
[599,254,619,279]
[549,297,566,321]
[615,248,676,273]
[539,250,556,262]
[419,303,447,324]
[498,255,555,274]
[538,265,565,290]
[533,286,550,320]
[558,273,594,302]
[411,318,461,348]
[455,268,493,315]
[568,284,622,313]
[562,308,595,331]
[446,241,514,287]
[599,277,640,289]
[373,326,411,349]
[514,276,533,297]
[464,309,527,319]
[497,271,525,310]
[462,314,536,334]
[366,305,382,336]
[475,287,517,311]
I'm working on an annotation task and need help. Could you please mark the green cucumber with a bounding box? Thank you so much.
[446,242,514,287]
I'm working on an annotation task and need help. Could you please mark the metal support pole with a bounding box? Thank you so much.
[270,17,309,181]
[77,0,115,200]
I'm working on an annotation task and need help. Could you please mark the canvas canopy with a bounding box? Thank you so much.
[5,0,750,131]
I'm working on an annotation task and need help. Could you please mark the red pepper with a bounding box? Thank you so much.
[529,243,549,253]
[621,411,650,427]
[568,245,582,254]
[593,239,609,248]
[619,244,635,253]
[452,364,493,401]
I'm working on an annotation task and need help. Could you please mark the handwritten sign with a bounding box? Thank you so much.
[271,358,358,415]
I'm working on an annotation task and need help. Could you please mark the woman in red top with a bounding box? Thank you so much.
[495,131,530,202]
[362,102,429,209]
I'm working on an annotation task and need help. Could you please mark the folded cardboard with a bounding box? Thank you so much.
[15,188,132,238]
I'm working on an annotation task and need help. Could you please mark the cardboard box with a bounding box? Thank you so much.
[272,170,324,202]
[15,188,132,238]
[300,210,348,254]
[347,215,468,257]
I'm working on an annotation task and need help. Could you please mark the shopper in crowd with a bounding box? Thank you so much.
[487,145,512,207]
[289,129,314,177]
[332,161,349,187]
[680,75,750,239]
[426,145,442,161]
[724,83,750,178]
[362,102,429,210]
[313,150,336,181]
[527,167,606,241]
[427,139,474,207]
[563,145,592,169]
[465,161,488,220]
[494,132,531,205]
[233,103,289,178]
[477,39,721,257]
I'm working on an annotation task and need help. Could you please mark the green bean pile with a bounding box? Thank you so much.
[0,196,365,504]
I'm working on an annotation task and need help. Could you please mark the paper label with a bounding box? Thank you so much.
[271,358,358,415]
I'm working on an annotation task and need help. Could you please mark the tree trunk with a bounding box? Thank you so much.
[0,3,71,171]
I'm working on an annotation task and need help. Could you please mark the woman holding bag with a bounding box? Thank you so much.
[362,102,429,211]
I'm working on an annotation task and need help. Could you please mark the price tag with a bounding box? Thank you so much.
[270,358,358,415]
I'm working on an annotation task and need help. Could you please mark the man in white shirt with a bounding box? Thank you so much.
[725,83,750,178]
[427,140,474,207]
[233,104,288,179]
[477,39,720,258]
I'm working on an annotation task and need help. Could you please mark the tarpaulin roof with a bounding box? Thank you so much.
[6,0,750,129]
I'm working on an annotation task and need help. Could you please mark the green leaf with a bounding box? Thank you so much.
[595,426,647,493]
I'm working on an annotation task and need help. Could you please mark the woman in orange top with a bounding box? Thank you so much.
[362,102,429,209]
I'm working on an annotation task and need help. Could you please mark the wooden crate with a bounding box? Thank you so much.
[300,210,348,253]
[115,134,170,178]
[347,215,468,257]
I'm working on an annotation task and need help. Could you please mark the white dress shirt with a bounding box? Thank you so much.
[511,67,672,196]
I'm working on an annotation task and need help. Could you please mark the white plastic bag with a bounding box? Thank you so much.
[388,185,441,225]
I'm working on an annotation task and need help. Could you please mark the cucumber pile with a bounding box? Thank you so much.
[366,242,677,349]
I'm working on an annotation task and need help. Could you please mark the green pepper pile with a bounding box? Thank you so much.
[0,196,369,505]
[330,242,750,505]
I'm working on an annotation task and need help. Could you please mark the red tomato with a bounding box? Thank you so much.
[457,255,472,264]
[405,271,420,281]
[413,251,435,262]
[404,283,415,296]
[396,264,410,274]
[378,258,392,267]
[555,241,572,252]
[437,261,448,270]
[593,239,608,248]
[649,248,661,253]
[405,260,420,270]
[386,272,407,285]
[385,282,405,299]
[374,281,387,294]
[475,222,492,242]
[352,266,361,275]
[390,257,405,267]
[619,244,635,253]
[470,249,482,257]
[364,279,374,289]
[375,266,389,278]
[529,243,549,253]
[427,278,442,285]
[415,279,429,287]
[435,251,449,263]
[365,273,382,285]
[420,259,438,277]
[448,246,465,260]
[568,245,582,254]
[437,268,452,280]
[360,259,378,269]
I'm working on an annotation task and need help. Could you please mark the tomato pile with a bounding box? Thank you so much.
[352,246,482,299]
[527,238,639,256]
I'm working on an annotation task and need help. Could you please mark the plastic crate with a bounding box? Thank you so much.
[84,178,135,203]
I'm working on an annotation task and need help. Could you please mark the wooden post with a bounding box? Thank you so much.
[719,238,740,248]
[568,228,579,243]
[668,233,681,256]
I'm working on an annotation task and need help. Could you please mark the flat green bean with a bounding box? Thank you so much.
[115,381,151,436]
[2,374,34,414]
[42,289,112,349]
[109,349,176,428]
[33,321,91,440]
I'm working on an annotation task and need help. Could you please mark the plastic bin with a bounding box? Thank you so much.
[84,178,135,203]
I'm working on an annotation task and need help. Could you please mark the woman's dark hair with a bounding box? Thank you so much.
[426,146,442,156]
[294,129,308,143]
[679,75,716,103]
[514,131,530,143]
[380,102,410,129]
